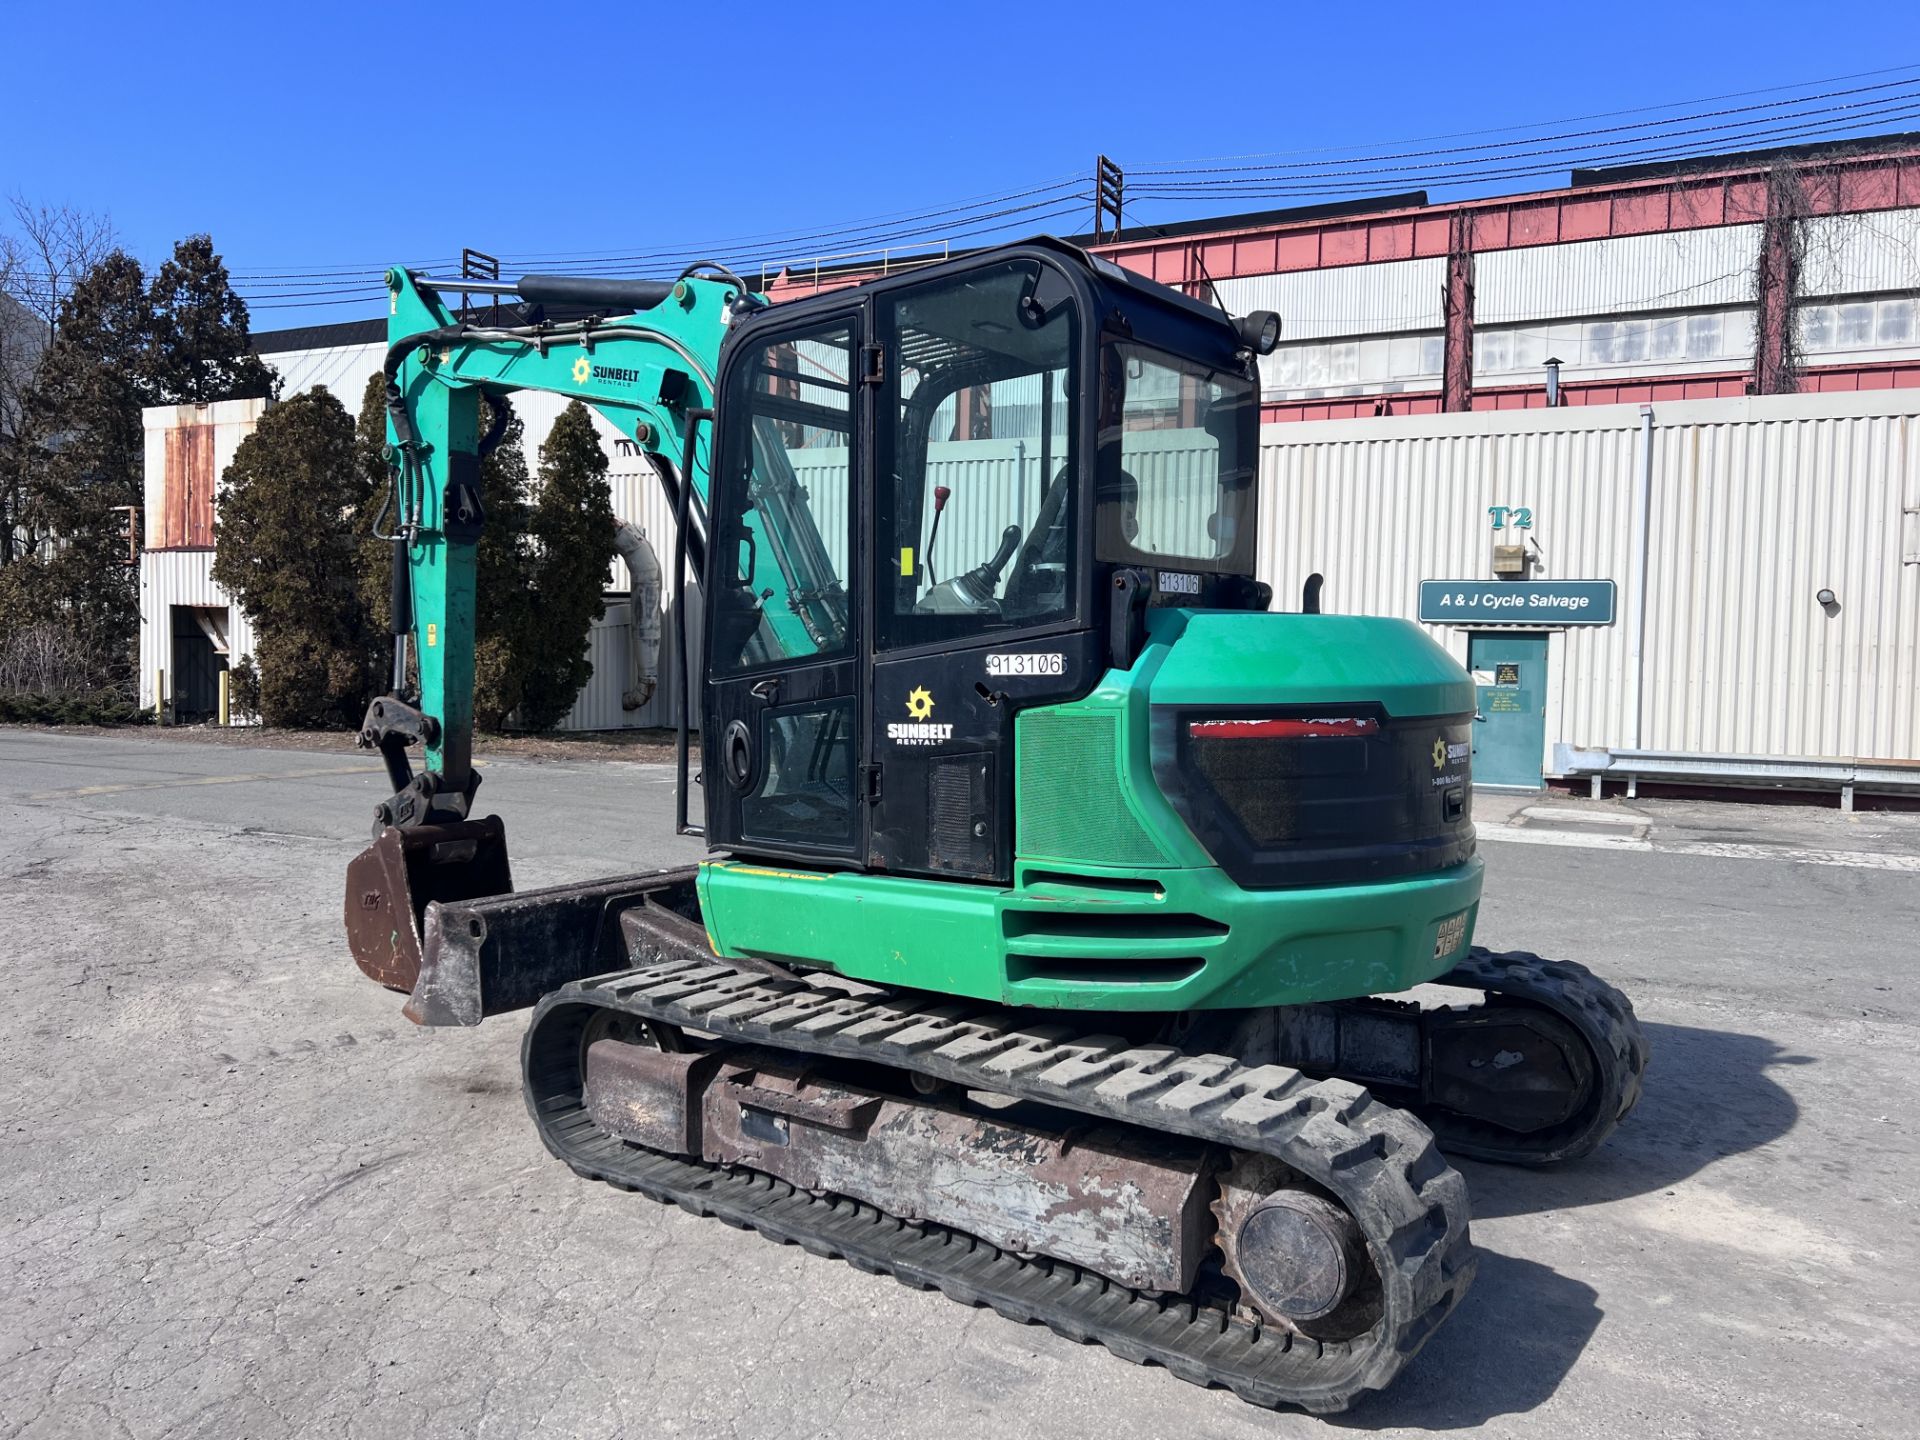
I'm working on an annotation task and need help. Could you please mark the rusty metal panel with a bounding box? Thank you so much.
[161,424,214,548]
[692,1054,1213,1292]
[584,1042,725,1154]
[140,398,269,551]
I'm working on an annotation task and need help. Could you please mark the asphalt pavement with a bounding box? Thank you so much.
[2,727,1916,1439]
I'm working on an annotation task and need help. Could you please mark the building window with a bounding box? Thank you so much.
[1798,297,1920,355]
[1261,331,1444,398]
[1876,298,1914,346]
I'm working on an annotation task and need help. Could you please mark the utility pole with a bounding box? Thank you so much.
[1092,156,1124,245]
[1440,211,1475,412]
[461,248,501,324]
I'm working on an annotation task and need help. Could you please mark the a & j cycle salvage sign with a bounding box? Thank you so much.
[1418,579,1616,625]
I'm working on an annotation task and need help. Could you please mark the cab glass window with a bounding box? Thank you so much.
[1098,343,1257,575]
[876,260,1078,650]
[709,323,855,676]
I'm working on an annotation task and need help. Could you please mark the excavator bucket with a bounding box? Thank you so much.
[343,817,512,993]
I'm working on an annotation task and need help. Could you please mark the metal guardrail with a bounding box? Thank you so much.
[1554,745,1920,812]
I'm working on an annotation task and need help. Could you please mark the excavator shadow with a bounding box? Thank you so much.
[1328,1022,1805,1427]
[1457,1021,1808,1221]
[1331,1250,1600,1430]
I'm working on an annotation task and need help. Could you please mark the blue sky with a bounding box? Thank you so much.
[4,1,1918,330]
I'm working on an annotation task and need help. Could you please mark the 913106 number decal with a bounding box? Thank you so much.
[985,653,1065,677]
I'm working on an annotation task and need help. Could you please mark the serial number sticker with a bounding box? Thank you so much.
[986,652,1065,677]
[1433,910,1469,960]
[1157,570,1201,595]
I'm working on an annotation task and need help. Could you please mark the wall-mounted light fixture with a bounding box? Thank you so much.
[1817,587,1840,616]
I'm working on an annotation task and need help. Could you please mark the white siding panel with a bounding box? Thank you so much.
[270,341,383,412]
[1799,206,1920,299]
[1214,259,1446,342]
[1640,403,1919,759]
[1259,390,1920,767]
[1476,226,1761,325]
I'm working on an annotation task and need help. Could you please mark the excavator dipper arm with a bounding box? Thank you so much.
[345,265,748,991]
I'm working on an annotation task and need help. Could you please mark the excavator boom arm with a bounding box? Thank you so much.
[370,265,746,816]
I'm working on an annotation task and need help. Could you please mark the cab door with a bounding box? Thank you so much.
[865,256,1095,882]
[703,310,867,865]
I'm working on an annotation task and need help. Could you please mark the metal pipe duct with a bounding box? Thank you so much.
[612,520,662,711]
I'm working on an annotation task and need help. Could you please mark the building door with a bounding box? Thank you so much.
[170,606,228,720]
[1467,632,1548,789]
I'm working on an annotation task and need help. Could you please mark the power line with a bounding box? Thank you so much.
[1129,101,1920,200]
[222,65,1920,322]
[1131,77,1920,183]
[1130,60,1920,167]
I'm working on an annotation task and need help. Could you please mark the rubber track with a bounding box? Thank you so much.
[522,958,1476,1414]
[1426,947,1649,1166]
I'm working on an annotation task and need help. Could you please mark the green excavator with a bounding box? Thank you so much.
[343,239,1646,1413]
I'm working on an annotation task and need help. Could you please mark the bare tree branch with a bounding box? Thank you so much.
[3,195,118,338]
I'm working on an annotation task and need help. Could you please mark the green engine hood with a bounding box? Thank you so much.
[1143,610,1473,718]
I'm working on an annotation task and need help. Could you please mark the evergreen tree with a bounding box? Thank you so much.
[470,396,537,729]
[213,386,373,727]
[2,252,151,691]
[517,402,616,731]
[145,235,277,404]
[353,371,397,638]
[21,251,151,522]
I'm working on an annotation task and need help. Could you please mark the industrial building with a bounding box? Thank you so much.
[137,133,1918,797]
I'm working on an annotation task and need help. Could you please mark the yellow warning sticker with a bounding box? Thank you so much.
[426,623,438,648]
[900,546,914,577]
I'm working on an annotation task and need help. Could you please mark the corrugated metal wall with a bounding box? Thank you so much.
[1798,205,1920,299]
[1214,258,1445,341]
[1641,403,1919,758]
[1260,390,1920,766]
[138,549,256,711]
[1472,225,1762,325]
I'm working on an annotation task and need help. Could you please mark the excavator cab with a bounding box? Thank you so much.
[699,243,1268,883]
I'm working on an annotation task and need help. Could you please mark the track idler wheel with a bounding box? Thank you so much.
[1212,1155,1378,1337]
[1421,949,1649,1166]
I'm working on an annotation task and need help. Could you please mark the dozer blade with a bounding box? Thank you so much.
[401,868,706,1027]
[343,817,513,993]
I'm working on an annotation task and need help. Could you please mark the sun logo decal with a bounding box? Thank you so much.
[905,687,935,721]
[572,355,591,384]
[1432,737,1449,770]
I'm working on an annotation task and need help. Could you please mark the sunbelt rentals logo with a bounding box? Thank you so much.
[1431,733,1470,787]
[887,686,952,746]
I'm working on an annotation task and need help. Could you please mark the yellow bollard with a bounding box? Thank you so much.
[218,668,231,727]
[155,669,166,726]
